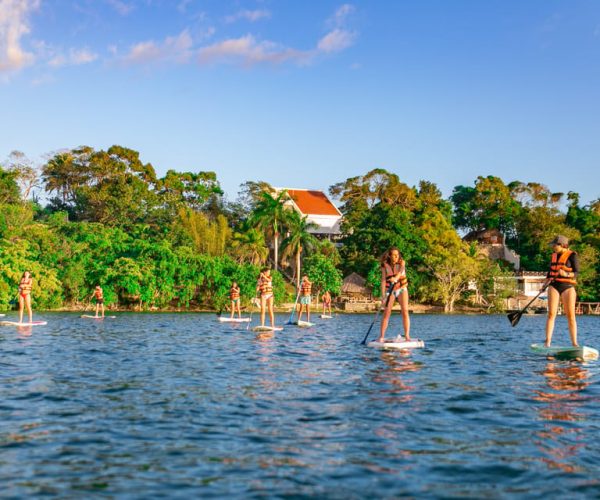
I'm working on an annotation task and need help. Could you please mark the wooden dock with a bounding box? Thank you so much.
[576,302,600,315]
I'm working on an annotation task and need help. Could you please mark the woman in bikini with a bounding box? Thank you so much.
[256,268,276,328]
[544,235,579,347]
[18,271,33,324]
[378,247,411,343]
[322,290,332,316]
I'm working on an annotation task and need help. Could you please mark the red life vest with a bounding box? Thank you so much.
[549,251,577,285]
[94,288,103,300]
[301,280,312,296]
[258,275,273,295]
[230,286,240,300]
[383,262,408,289]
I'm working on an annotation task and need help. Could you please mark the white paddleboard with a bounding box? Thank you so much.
[368,338,425,350]
[530,343,599,361]
[81,315,116,319]
[291,320,314,328]
[218,317,251,323]
[0,314,5,317]
[252,326,283,332]
[0,320,47,327]
[320,314,333,319]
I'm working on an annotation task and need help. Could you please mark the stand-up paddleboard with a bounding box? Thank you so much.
[81,315,116,319]
[218,316,251,323]
[0,320,47,327]
[320,314,333,319]
[0,314,5,317]
[291,320,314,328]
[531,343,599,361]
[252,325,283,332]
[368,338,425,350]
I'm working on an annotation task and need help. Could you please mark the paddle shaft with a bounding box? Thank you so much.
[286,289,302,324]
[508,281,551,326]
[361,281,396,345]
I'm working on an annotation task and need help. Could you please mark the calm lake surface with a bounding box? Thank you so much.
[1,312,599,498]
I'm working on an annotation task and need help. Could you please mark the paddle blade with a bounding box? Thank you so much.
[507,311,522,327]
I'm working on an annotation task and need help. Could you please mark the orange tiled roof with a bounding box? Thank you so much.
[286,189,341,216]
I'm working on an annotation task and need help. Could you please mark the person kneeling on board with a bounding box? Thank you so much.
[378,247,411,343]
[298,275,313,323]
[544,235,579,348]
[257,268,276,329]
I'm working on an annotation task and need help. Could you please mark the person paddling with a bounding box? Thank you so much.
[298,275,313,322]
[256,268,276,329]
[229,281,242,319]
[90,285,105,318]
[378,247,411,343]
[544,235,579,347]
[18,271,34,324]
[322,290,332,316]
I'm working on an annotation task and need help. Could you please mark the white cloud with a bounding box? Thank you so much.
[106,0,134,16]
[317,29,356,53]
[198,34,308,66]
[225,9,271,24]
[122,30,194,65]
[331,4,355,28]
[0,0,40,74]
[48,47,98,67]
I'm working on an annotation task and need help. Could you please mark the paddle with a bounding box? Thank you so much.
[247,296,259,330]
[361,281,396,345]
[286,288,302,325]
[507,282,551,327]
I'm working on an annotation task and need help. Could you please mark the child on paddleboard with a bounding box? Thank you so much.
[257,268,276,328]
[322,290,332,316]
[378,247,411,343]
[297,275,312,322]
[544,235,579,347]
[18,271,34,324]
[91,285,105,318]
[229,281,241,319]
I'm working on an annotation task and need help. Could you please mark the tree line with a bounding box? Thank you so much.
[0,147,598,311]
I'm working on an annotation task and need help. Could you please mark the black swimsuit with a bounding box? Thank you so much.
[548,252,579,295]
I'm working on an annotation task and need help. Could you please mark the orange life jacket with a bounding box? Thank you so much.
[549,251,577,285]
[258,275,273,295]
[94,288,103,300]
[230,286,240,300]
[19,278,32,293]
[383,262,408,289]
[301,280,312,296]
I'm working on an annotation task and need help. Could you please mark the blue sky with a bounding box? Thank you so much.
[1,0,599,205]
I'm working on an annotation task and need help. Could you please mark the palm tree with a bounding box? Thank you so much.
[231,227,269,266]
[250,190,289,271]
[280,211,318,289]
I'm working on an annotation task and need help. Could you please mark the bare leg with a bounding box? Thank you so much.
[25,295,32,323]
[230,301,235,318]
[378,294,396,341]
[397,289,411,340]
[545,286,560,347]
[561,287,578,346]
[268,298,275,327]
[96,303,100,317]
[18,296,24,324]
[260,296,266,326]
[101,303,105,318]
[307,303,310,322]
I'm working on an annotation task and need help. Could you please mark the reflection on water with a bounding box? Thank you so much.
[0,313,599,497]
[534,361,590,474]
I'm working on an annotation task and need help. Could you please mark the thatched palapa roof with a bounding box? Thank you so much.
[341,273,370,294]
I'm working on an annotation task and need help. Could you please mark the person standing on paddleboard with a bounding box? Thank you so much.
[91,286,105,318]
[257,268,276,329]
[18,271,34,324]
[229,281,241,319]
[378,247,411,343]
[544,235,579,347]
[322,290,332,316]
[298,275,313,322]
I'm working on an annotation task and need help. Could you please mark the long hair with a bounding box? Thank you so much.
[380,247,402,268]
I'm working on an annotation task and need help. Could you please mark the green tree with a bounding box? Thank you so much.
[303,253,343,298]
[280,211,318,288]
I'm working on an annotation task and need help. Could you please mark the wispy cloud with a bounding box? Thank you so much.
[48,47,98,67]
[198,34,308,66]
[106,0,134,16]
[225,9,271,24]
[122,30,194,65]
[0,0,40,74]
[330,4,355,28]
[317,28,356,53]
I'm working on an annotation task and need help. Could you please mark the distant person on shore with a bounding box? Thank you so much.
[322,290,332,316]
[298,275,313,322]
[378,247,411,343]
[257,268,276,328]
[91,285,105,318]
[544,235,579,347]
[18,271,33,324]
[229,281,241,319]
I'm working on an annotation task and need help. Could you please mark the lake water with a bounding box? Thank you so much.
[1,312,599,498]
